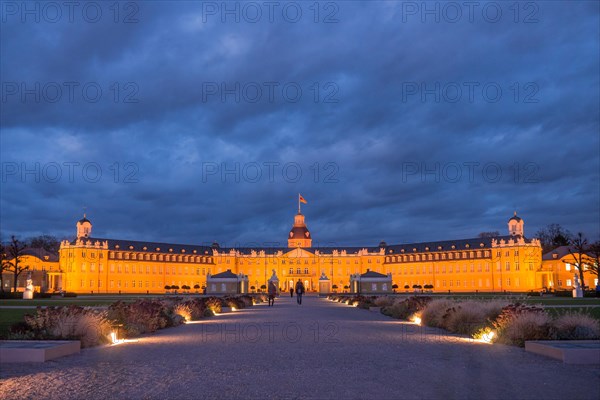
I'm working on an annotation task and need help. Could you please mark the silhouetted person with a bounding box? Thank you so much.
[268,281,277,307]
[295,279,305,305]
[290,287,294,297]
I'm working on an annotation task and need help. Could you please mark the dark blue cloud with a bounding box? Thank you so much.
[1,1,598,246]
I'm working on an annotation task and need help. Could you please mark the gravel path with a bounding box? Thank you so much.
[1,295,599,400]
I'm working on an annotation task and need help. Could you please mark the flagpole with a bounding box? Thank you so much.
[298,193,301,214]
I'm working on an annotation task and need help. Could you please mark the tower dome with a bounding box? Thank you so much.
[76,214,92,238]
[288,212,312,248]
[507,211,524,236]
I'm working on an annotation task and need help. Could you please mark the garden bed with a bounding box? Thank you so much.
[3,294,268,347]
[327,294,600,347]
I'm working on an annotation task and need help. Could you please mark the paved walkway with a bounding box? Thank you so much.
[1,295,599,400]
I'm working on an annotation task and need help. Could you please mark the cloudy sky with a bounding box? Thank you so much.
[1,1,598,248]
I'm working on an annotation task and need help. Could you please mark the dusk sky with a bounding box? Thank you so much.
[1,1,598,248]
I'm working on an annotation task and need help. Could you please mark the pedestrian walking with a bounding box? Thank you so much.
[290,287,294,297]
[295,279,305,305]
[268,280,277,307]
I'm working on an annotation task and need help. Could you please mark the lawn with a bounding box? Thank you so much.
[522,298,600,306]
[0,308,33,338]
[544,306,600,321]
[0,299,135,307]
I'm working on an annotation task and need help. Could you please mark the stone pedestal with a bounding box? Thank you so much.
[318,272,331,296]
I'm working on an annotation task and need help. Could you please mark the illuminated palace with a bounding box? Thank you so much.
[48,209,557,294]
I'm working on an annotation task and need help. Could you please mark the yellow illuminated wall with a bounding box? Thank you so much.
[53,211,546,294]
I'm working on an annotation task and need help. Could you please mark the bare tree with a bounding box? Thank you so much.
[587,240,600,281]
[27,235,60,253]
[563,233,590,289]
[535,223,573,253]
[0,243,8,293]
[6,236,29,293]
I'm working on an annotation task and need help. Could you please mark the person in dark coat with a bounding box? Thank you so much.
[290,287,294,297]
[268,281,277,307]
[295,279,305,305]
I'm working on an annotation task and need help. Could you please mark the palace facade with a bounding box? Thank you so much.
[8,209,595,294]
[45,210,553,294]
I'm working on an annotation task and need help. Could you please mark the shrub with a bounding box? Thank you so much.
[552,312,600,340]
[12,306,111,347]
[107,299,180,337]
[493,304,550,347]
[373,296,394,307]
[204,296,223,314]
[173,303,192,321]
[238,295,254,307]
[381,296,431,320]
[442,305,488,335]
[420,299,454,328]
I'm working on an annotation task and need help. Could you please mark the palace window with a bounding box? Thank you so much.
[515,261,520,271]
[289,268,293,274]
[304,268,309,274]
[565,263,571,271]
[505,261,510,271]
[296,268,301,274]
[470,263,474,272]
[566,279,572,287]
[506,278,511,286]
[99,263,104,272]
[528,262,534,271]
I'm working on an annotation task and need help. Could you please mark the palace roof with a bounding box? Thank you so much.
[71,234,536,256]
[360,270,389,278]
[542,245,592,261]
[210,269,239,279]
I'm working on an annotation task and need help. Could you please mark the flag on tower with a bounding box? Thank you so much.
[299,194,307,204]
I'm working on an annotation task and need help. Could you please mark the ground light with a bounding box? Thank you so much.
[481,330,495,343]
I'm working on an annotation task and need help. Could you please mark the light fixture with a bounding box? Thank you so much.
[481,331,495,343]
